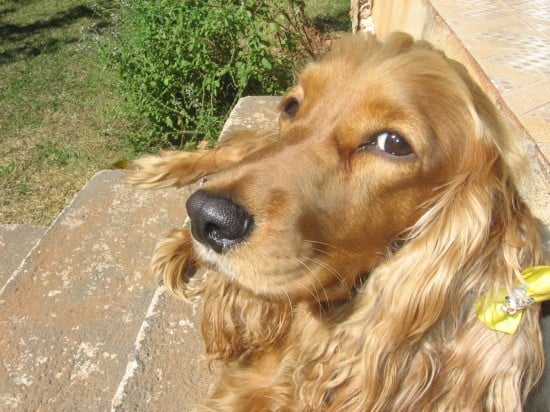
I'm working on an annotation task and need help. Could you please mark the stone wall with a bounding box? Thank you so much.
[350,0,374,33]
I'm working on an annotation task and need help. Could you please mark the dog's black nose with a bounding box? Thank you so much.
[185,189,253,253]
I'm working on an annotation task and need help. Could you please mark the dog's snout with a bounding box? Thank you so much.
[186,189,253,253]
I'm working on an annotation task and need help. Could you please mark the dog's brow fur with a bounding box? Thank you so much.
[129,32,545,411]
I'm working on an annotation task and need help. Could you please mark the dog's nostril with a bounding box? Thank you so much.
[186,189,254,253]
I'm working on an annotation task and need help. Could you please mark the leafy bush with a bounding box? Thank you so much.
[104,0,311,150]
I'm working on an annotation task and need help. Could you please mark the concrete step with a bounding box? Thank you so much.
[0,171,210,410]
[1,225,46,289]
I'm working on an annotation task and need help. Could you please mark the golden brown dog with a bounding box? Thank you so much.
[129,32,545,411]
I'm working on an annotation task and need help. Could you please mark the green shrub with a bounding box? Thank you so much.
[104,0,311,150]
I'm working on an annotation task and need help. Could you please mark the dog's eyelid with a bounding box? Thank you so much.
[359,131,415,157]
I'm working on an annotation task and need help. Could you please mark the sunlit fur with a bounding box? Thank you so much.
[130,32,545,411]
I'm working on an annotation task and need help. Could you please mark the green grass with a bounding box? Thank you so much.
[306,0,350,32]
[0,0,138,225]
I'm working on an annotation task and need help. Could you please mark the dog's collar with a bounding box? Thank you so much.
[475,266,550,334]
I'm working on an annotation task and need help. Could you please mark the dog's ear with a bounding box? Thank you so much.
[127,131,273,189]
[383,56,545,410]
[398,167,544,410]
[200,275,292,361]
[127,150,211,189]
[149,229,203,300]
[309,163,545,411]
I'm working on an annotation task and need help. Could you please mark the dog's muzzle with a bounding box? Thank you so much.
[186,189,254,254]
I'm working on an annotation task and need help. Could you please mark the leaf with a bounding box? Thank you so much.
[261,57,272,70]
[112,159,129,169]
[268,22,280,33]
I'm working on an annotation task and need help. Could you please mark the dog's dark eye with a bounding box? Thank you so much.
[282,98,300,118]
[363,132,413,157]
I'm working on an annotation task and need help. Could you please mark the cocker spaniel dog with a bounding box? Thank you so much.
[129,32,546,411]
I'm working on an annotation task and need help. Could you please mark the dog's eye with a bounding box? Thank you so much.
[282,98,300,118]
[363,132,413,157]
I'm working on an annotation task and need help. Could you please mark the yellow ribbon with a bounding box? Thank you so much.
[475,266,550,334]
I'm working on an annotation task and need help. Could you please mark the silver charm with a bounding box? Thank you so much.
[501,285,535,316]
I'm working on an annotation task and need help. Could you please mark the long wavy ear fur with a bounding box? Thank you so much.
[150,228,204,300]
[200,275,292,361]
[152,233,293,362]
[127,131,275,189]
[150,231,293,361]
[300,155,545,412]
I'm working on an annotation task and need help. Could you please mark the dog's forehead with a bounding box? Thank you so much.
[295,58,428,130]
[298,47,479,131]
[298,61,360,97]
[301,47,457,97]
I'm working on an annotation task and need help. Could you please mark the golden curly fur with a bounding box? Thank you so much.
[129,33,545,411]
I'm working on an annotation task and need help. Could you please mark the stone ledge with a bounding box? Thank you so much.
[219,95,281,142]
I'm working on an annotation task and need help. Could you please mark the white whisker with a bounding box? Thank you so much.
[291,257,331,304]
